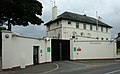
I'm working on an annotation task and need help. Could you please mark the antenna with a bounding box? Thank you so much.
[96,11,99,40]
[50,0,56,7]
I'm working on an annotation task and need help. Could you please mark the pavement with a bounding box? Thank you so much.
[74,59,120,67]
[0,63,58,74]
[0,59,120,74]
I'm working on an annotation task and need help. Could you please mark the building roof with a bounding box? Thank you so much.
[45,12,113,28]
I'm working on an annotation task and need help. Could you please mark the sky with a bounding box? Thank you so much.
[13,0,120,38]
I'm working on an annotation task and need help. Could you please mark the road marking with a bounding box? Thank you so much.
[105,70,120,74]
[40,63,59,74]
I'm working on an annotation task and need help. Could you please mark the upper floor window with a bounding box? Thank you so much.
[96,25,98,31]
[83,24,86,29]
[106,38,108,40]
[76,22,79,28]
[101,38,104,40]
[58,33,60,39]
[101,27,103,32]
[68,21,71,24]
[90,25,92,30]
[106,28,108,32]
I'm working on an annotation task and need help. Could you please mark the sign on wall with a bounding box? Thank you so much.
[47,47,51,52]
[74,47,76,52]
[77,47,81,51]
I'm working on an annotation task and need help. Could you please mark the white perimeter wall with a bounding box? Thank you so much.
[2,31,51,69]
[70,39,116,60]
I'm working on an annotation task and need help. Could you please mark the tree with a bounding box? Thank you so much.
[0,0,43,31]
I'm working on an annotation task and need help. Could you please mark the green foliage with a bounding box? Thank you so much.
[117,49,120,54]
[0,0,43,29]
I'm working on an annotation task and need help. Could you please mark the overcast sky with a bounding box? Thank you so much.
[13,0,120,38]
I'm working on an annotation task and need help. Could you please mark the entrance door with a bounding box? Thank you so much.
[51,39,70,61]
[33,46,39,65]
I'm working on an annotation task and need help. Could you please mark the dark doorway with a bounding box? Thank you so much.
[33,46,39,65]
[51,39,70,61]
[117,41,120,54]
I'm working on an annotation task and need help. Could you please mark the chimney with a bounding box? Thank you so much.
[52,6,57,20]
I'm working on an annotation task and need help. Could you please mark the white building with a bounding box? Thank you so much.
[45,11,112,41]
[44,6,118,60]
[0,6,119,70]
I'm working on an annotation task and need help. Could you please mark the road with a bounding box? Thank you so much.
[48,61,120,74]
[0,60,120,74]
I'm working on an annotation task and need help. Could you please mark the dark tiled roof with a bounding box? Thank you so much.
[45,12,112,28]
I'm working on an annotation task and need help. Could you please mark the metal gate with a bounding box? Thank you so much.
[117,41,120,54]
[51,39,70,61]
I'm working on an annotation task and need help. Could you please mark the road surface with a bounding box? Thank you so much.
[48,61,120,74]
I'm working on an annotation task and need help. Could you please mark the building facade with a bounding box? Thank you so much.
[45,12,112,41]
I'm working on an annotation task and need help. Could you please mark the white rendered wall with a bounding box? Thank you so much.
[2,31,51,69]
[70,39,116,60]
[61,20,112,40]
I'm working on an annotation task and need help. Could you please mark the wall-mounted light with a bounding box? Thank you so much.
[110,39,114,42]
[5,34,9,38]
[45,37,50,41]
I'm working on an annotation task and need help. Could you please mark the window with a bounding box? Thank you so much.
[72,31,77,35]
[101,27,103,32]
[68,21,71,24]
[87,33,91,37]
[101,38,104,40]
[81,32,85,36]
[106,38,108,40]
[83,24,86,29]
[96,37,99,40]
[72,36,75,38]
[58,33,60,39]
[76,22,79,28]
[106,28,108,32]
[90,25,92,30]
[96,25,98,31]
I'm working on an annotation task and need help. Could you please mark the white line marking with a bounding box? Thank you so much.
[105,70,120,74]
[40,63,59,74]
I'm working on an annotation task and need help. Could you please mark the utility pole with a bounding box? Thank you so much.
[96,11,99,40]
